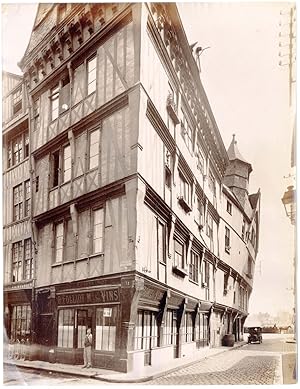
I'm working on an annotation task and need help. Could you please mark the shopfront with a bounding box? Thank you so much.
[55,287,120,369]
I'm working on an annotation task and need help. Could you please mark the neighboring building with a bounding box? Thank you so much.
[2,71,32,342]
[3,3,261,373]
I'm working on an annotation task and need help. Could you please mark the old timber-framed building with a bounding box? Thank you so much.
[3,3,261,373]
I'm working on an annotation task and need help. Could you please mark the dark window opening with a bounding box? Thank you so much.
[52,150,60,187]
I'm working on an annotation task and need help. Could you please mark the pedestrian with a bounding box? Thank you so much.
[82,328,92,368]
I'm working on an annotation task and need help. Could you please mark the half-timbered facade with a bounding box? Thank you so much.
[3,2,260,373]
[3,71,33,344]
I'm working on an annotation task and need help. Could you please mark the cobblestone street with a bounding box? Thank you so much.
[144,335,295,385]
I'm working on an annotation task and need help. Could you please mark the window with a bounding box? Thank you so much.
[33,99,40,131]
[50,85,60,121]
[51,150,60,187]
[174,239,185,269]
[62,145,71,182]
[202,260,210,288]
[24,239,33,280]
[241,219,246,240]
[183,312,194,342]
[134,310,159,350]
[92,209,104,254]
[196,143,204,174]
[12,241,23,282]
[181,110,193,152]
[189,251,199,283]
[224,272,229,295]
[225,227,230,253]
[208,169,216,196]
[95,307,118,351]
[58,309,74,348]
[251,227,256,247]
[55,222,64,263]
[196,197,204,226]
[206,213,213,239]
[227,201,232,215]
[35,176,39,193]
[196,313,209,347]
[24,180,31,217]
[7,131,29,168]
[12,134,23,165]
[51,145,71,187]
[164,310,177,345]
[89,129,100,170]
[179,173,190,205]
[10,305,31,341]
[12,87,22,115]
[157,220,166,264]
[87,56,97,95]
[247,257,252,277]
[13,184,23,221]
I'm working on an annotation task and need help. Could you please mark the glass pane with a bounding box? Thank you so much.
[88,80,96,95]
[89,155,98,170]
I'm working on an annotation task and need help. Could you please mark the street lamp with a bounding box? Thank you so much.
[282,185,296,225]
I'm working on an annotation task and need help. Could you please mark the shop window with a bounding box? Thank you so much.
[227,201,232,215]
[189,251,199,283]
[10,305,31,341]
[95,307,117,351]
[54,222,64,263]
[89,129,100,170]
[157,220,166,264]
[57,309,74,348]
[196,312,209,347]
[13,184,23,221]
[225,226,231,253]
[12,87,22,115]
[87,55,97,95]
[164,309,177,345]
[183,312,194,342]
[174,239,185,269]
[12,241,23,282]
[77,310,87,348]
[24,239,33,280]
[134,310,159,350]
[92,208,104,254]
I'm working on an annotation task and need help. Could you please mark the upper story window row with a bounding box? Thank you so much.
[34,55,97,128]
[2,84,27,126]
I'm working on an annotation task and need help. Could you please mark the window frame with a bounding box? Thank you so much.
[87,55,97,96]
[179,172,191,206]
[12,86,23,115]
[225,226,231,253]
[24,238,33,280]
[95,306,118,352]
[92,208,104,255]
[88,128,100,171]
[174,238,185,269]
[226,201,232,215]
[50,143,72,188]
[50,84,60,122]
[189,251,199,284]
[134,310,159,350]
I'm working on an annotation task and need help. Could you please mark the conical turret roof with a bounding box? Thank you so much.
[227,134,252,172]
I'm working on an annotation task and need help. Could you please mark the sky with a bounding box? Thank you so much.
[1,1,296,317]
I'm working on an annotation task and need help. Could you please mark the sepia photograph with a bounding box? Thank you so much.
[2,1,297,385]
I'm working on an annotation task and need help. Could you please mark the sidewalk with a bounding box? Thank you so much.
[4,341,247,383]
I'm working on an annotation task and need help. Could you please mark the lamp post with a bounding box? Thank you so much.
[281,184,296,341]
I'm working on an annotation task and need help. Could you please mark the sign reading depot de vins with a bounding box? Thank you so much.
[56,288,120,306]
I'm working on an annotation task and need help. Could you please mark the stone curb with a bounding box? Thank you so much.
[4,342,247,384]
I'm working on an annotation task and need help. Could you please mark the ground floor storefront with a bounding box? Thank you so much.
[4,273,246,373]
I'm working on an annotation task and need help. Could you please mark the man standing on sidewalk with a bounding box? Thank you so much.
[82,328,92,369]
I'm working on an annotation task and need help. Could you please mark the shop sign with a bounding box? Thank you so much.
[57,288,119,306]
[103,308,112,317]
